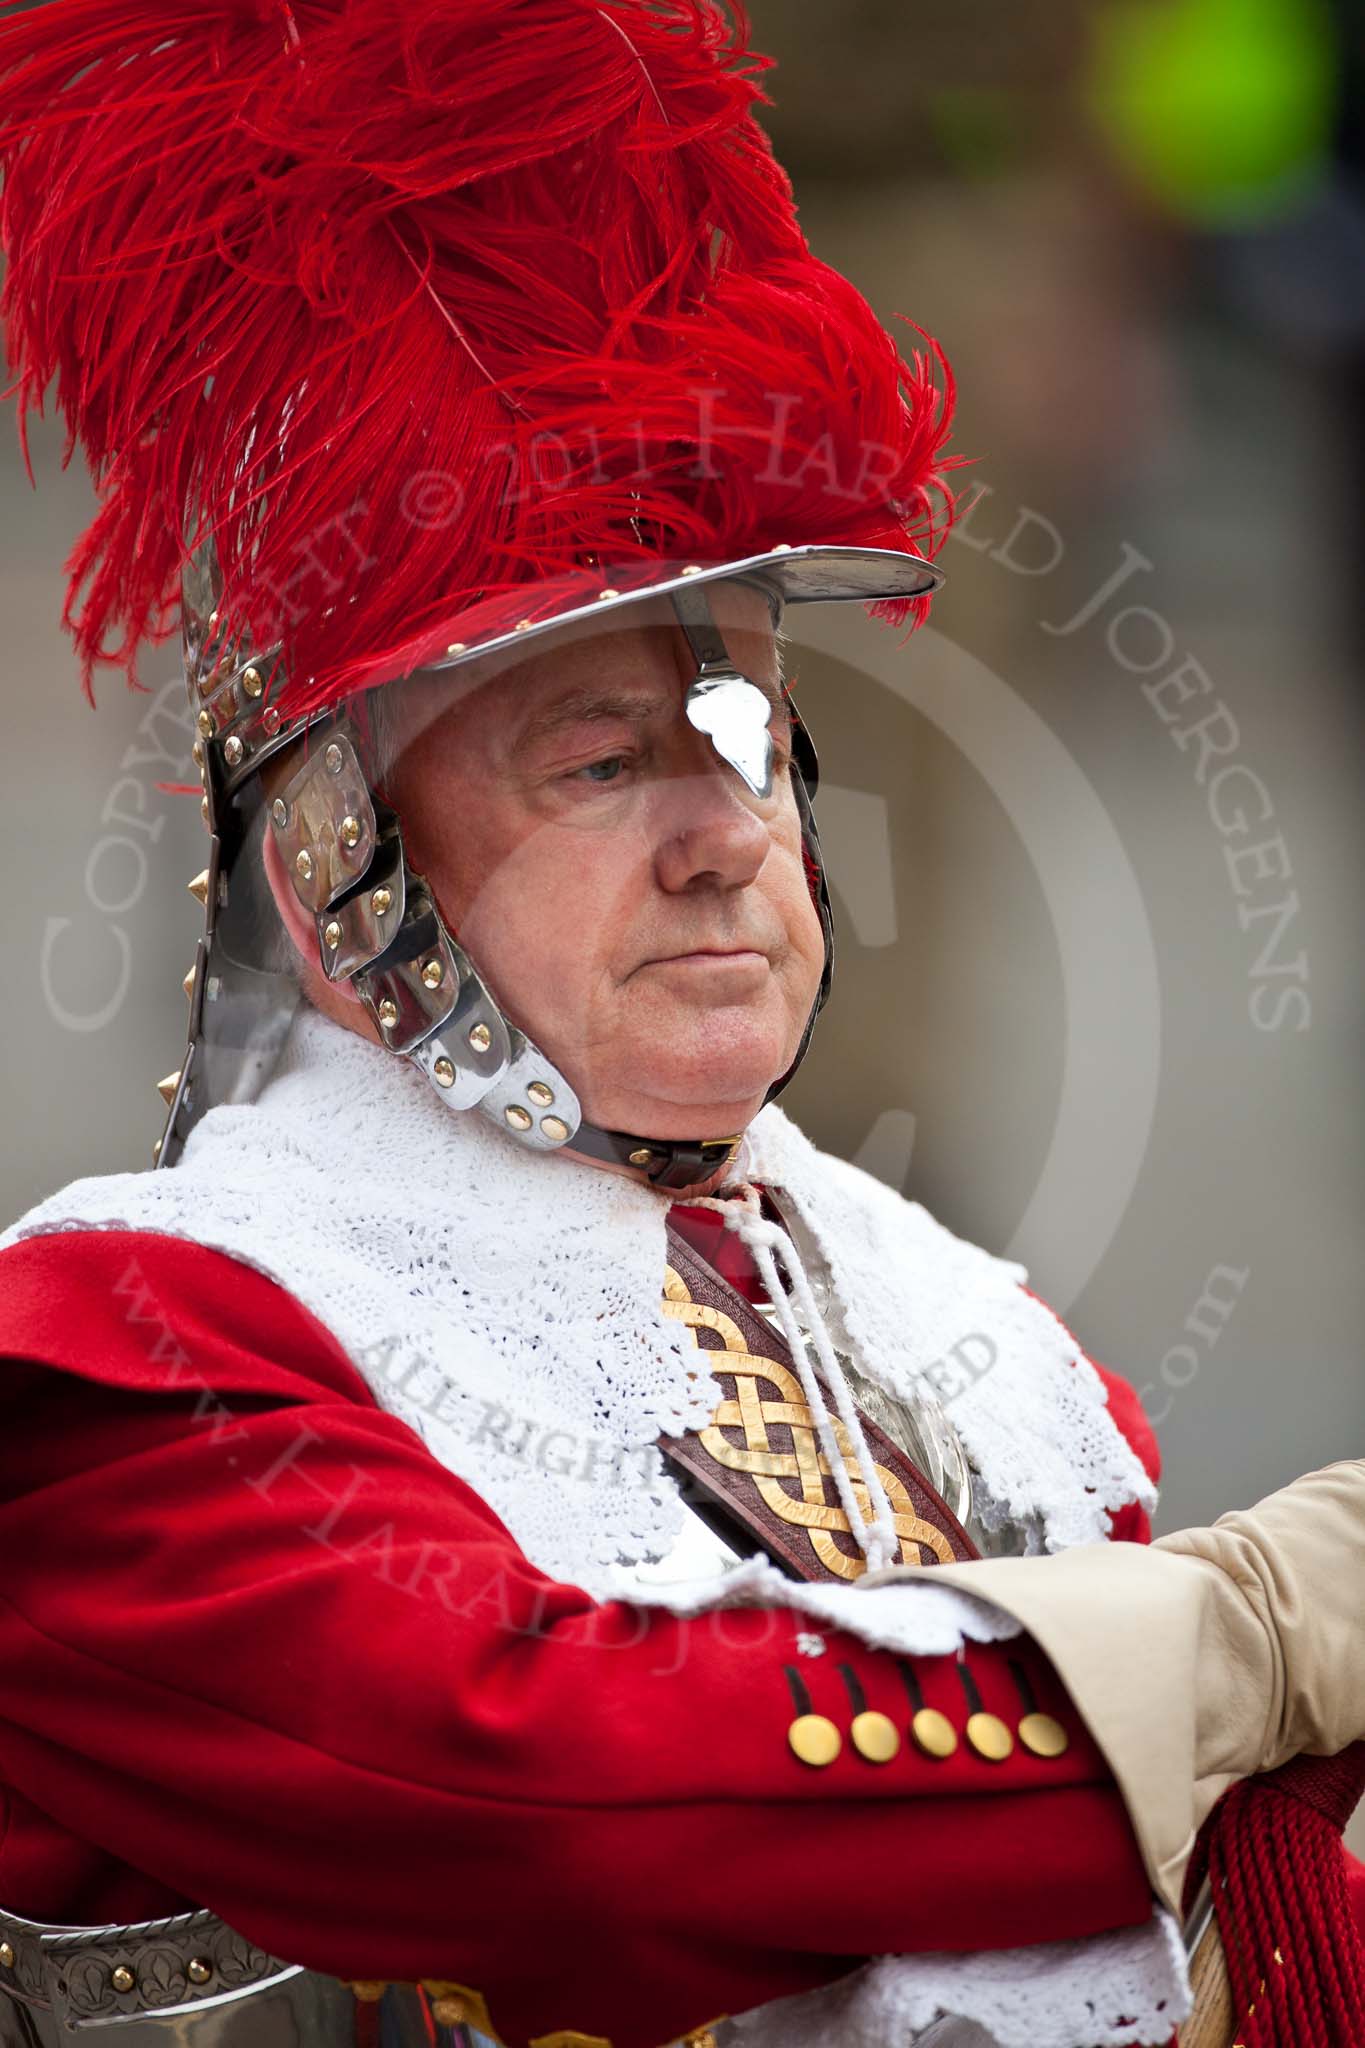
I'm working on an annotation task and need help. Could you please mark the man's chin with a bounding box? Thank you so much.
[577,1041,792,1140]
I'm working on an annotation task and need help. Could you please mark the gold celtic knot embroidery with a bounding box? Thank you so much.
[662,1265,954,1580]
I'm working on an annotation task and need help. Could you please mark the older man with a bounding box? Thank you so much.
[1,5,1363,2048]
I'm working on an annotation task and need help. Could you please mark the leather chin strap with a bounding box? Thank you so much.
[563,1123,745,1193]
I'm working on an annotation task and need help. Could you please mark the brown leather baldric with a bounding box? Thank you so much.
[659,1224,978,1584]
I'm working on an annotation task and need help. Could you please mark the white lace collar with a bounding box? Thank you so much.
[3,1004,1152,1593]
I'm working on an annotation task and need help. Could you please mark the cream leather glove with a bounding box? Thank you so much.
[924,1458,1365,1914]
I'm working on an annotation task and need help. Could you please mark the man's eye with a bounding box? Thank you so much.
[575,755,628,784]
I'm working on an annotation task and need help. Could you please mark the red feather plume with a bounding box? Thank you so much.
[0,0,960,720]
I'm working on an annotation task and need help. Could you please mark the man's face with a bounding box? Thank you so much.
[377,582,826,1141]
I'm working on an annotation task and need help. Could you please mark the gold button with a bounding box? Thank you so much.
[0,1942,14,1968]
[243,665,264,698]
[541,1116,570,1144]
[850,1710,901,1763]
[324,920,342,950]
[339,815,362,849]
[377,998,399,1029]
[370,886,393,916]
[434,1058,456,1088]
[966,1711,1014,1762]
[346,1981,388,2004]
[527,1080,555,1107]
[468,1022,492,1053]
[111,1965,135,1994]
[629,1147,654,1167]
[1019,1711,1069,1758]
[295,849,314,882]
[197,709,214,739]
[911,1707,958,1759]
[421,958,443,989]
[429,1991,475,2027]
[788,1713,841,1767]
[186,1958,213,1985]
[505,1104,533,1132]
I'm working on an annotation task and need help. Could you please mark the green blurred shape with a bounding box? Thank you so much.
[1088,0,1335,225]
[927,87,1027,180]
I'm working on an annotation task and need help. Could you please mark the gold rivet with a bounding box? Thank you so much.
[966,1711,1014,1762]
[370,885,393,917]
[850,1710,901,1764]
[680,564,703,577]
[421,958,443,989]
[183,965,197,1000]
[272,798,288,827]
[263,707,281,734]
[433,1057,456,1088]
[323,920,342,950]
[1018,1711,1069,1759]
[0,1942,13,1969]
[541,1116,570,1144]
[505,1104,533,1132]
[468,1022,492,1054]
[911,1707,958,1759]
[156,1070,181,1106]
[197,709,214,739]
[788,1713,841,1767]
[186,1958,213,1986]
[446,642,466,656]
[111,1966,135,1994]
[242,665,264,699]
[325,743,344,774]
[629,1147,654,1167]
[339,814,361,849]
[347,1982,389,2004]
[295,849,314,882]
[200,794,210,826]
[378,998,399,1030]
[527,1080,554,1107]
[188,868,211,906]
[223,735,244,767]
[192,738,205,767]
[771,542,793,553]
[597,588,620,601]
[514,618,533,632]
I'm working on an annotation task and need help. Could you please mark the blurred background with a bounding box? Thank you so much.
[2,0,1363,1839]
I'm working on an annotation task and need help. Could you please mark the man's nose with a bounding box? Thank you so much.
[650,757,773,895]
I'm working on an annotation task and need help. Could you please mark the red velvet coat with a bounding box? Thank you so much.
[0,1220,1165,2048]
